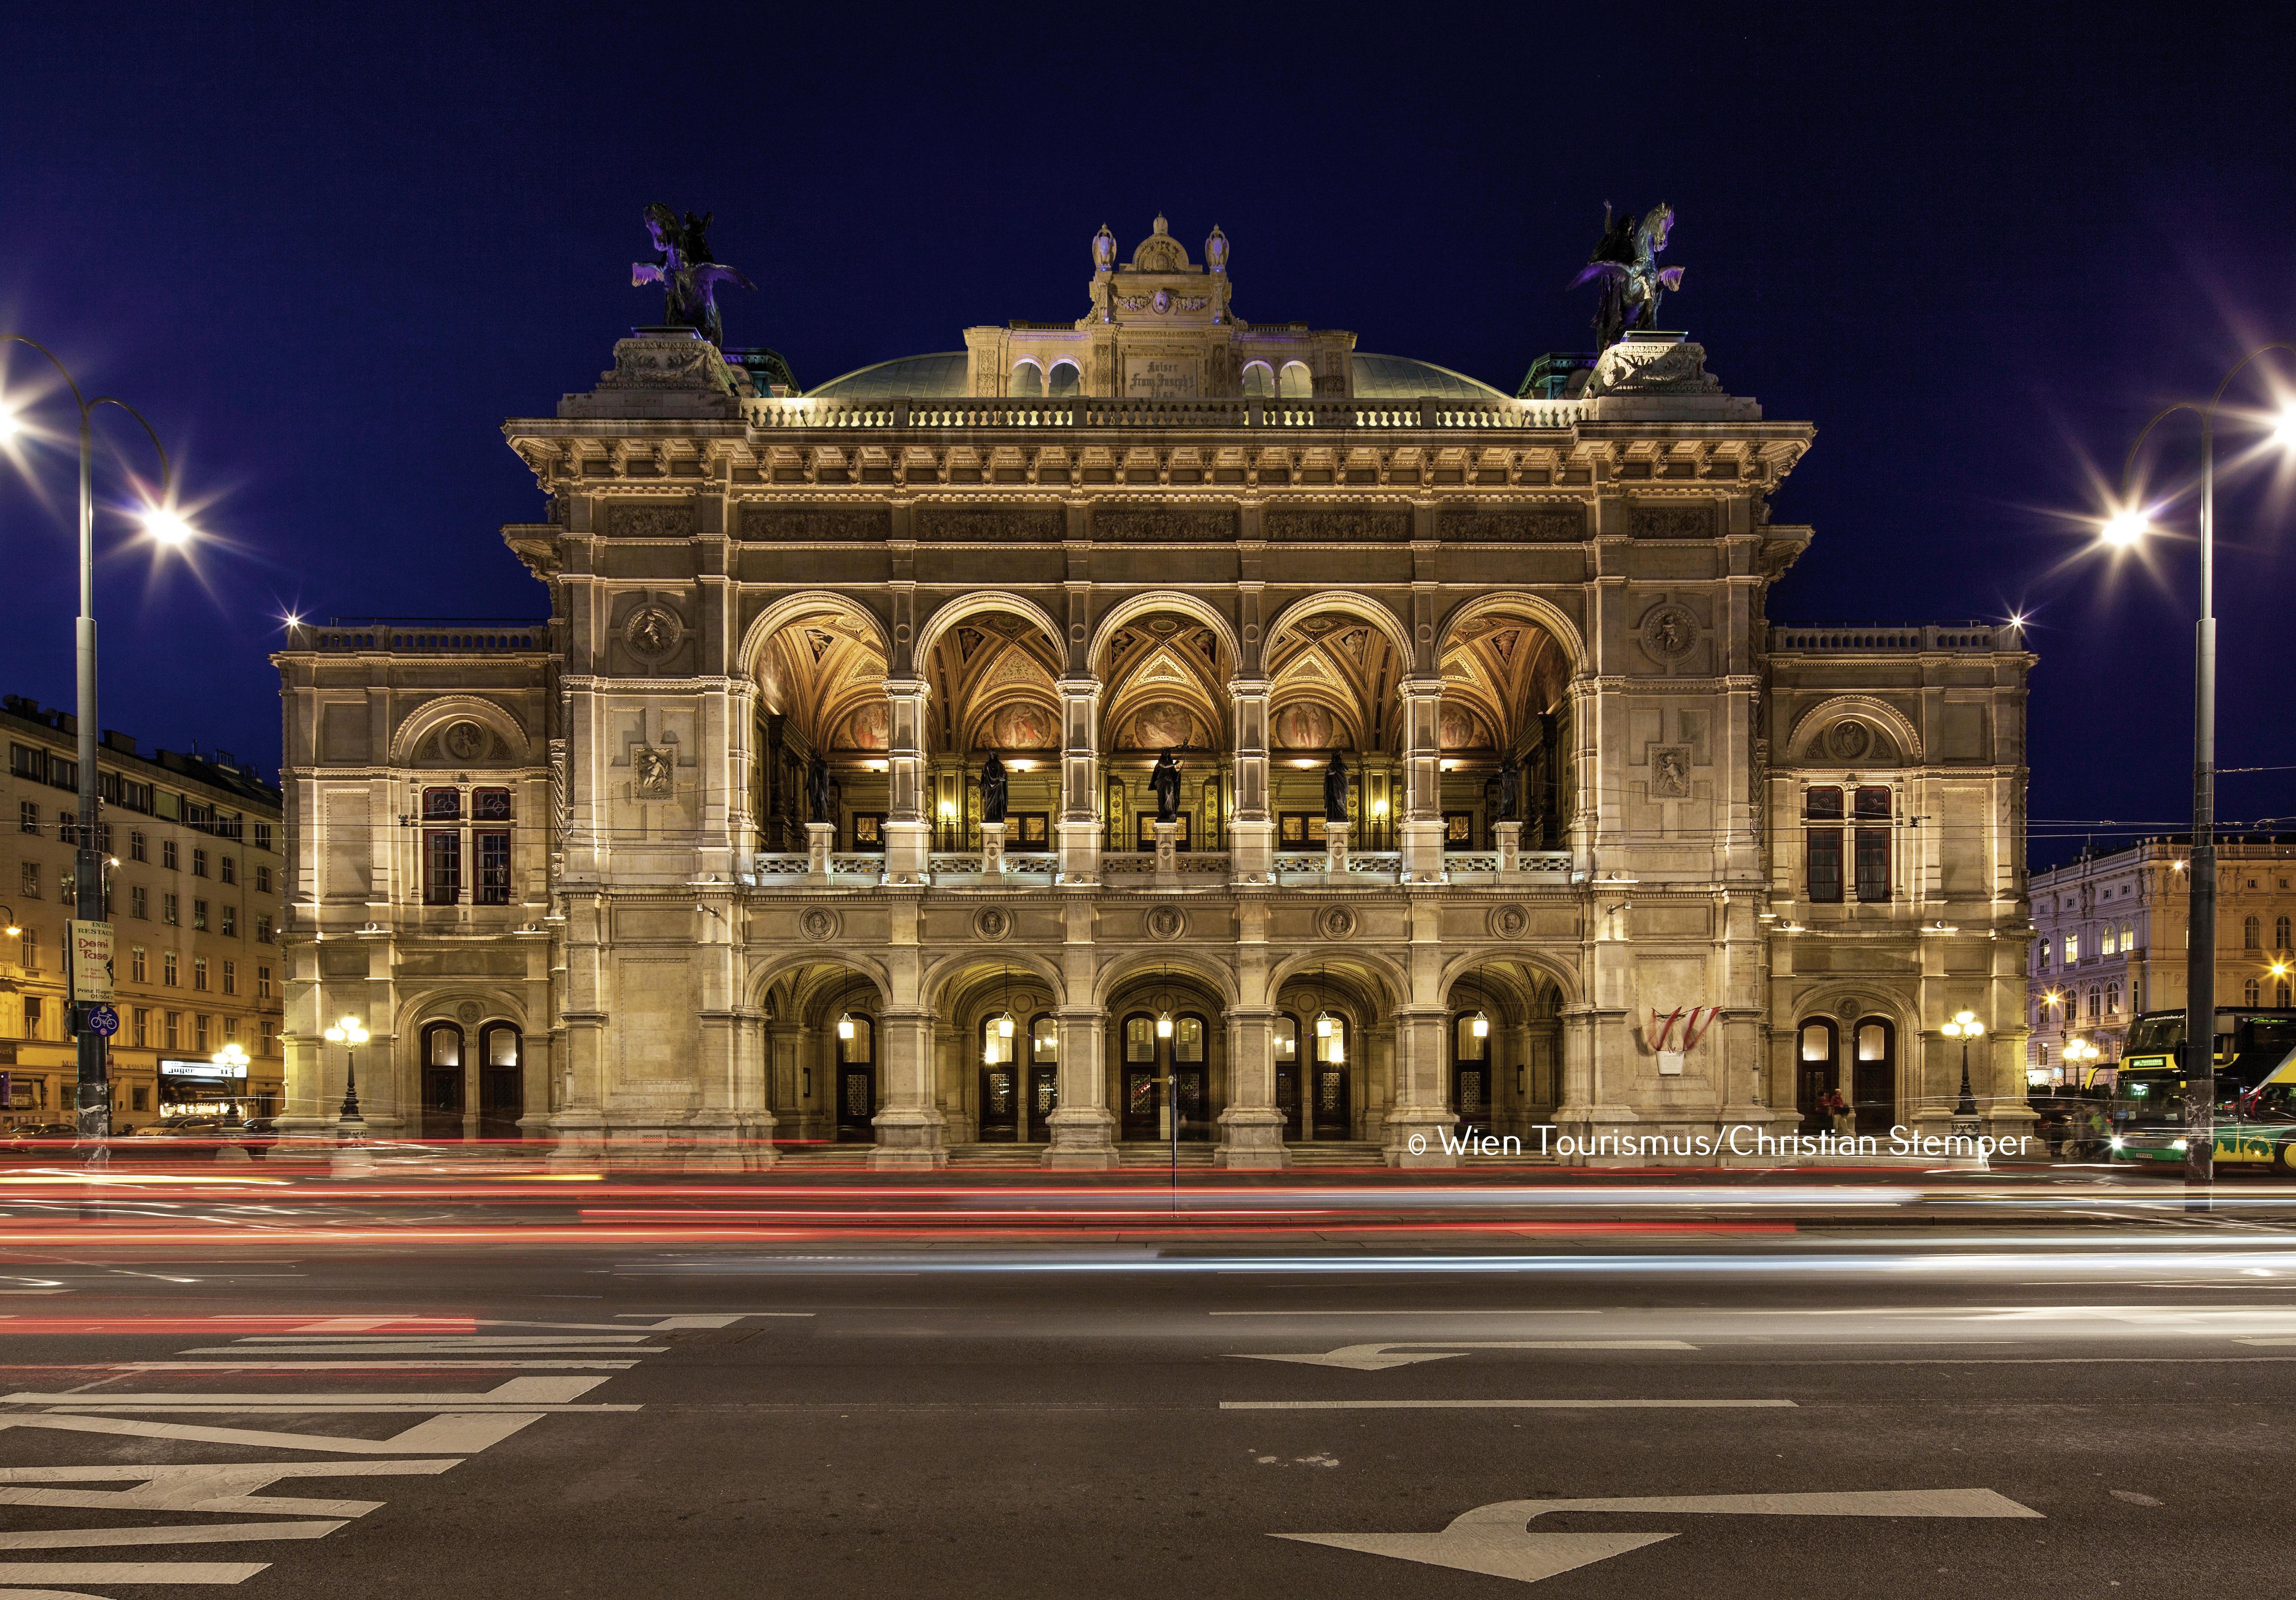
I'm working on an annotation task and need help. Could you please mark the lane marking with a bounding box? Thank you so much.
[0,1523,345,1550]
[0,1411,552,1453]
[0,1460,458,1515]
[171,1345,667,1356]
[1223,1399,1797,1411]
[1234,1341,1696,1370]
[1277,1488,2039,1585]
[106,1361,642,1372]
[1212,1310,1603,1317]
[6,1378,610,1408]
[0,1563,269,1585]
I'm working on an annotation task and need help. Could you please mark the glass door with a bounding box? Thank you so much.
[1027,1017,1059,1141]
[836,1018,876,1143]
[1313,1014,1351,1140]
[1273,1015,1302,1139]
[1121,1015,1160,1140]
[979,1016,1018,1141]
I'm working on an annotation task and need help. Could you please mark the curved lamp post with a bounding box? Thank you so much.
[0,337,195,1160]
[1942,1009,1985,1133]
[2096,343,2296,1201]
[322,1016,370,1136]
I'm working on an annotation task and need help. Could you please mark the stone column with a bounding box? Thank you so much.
[1056,676,1102,884]
[882,678,930,884]
[1553,1002,1598,1160]
[1216,1006,1288,1167]
[870,1004,946,1168]
[1044,1006,1116,1167]
[1383,1004,1457,1166]
[1228,678,1273,882]
[1398,677,1446,882]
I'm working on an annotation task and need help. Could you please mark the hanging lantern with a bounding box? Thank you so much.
[996,1012,1016,1039]
[1471,1010,1491,1040]
[1315,1010,1334,1039]
[1157,1011,1174,1039]
[836,1011,856,1041]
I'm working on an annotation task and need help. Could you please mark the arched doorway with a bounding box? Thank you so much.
[420,1021,464,1140]
[1439,605,1574,853]
[1850,1016,1896,1136]
[1797,1018,1839,1133]
[1265,606,1404,851]
[921,607,1064,856]
[1441,961,1564,1140]
[1114,995,1217,1143]
[1451,1008,1491,1133]
[1097,613,1230,854]
[749,602,890,854]
[835,1012,876,1143]
[757,959,887,1150]
[477,1022,523,1143]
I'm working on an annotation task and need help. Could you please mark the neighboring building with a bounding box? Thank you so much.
[2027,836,2296,1082]
[0,695,286,1128]
[274,215,2034,1166]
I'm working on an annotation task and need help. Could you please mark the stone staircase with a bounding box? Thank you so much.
[1283,1141,1387,1167]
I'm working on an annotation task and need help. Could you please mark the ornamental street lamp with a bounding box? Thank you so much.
[322,1015,370,1133]
[208,1042,250,1119]
[2097,345,2296,1203]
[1942,1010,1985,1132]
[0,336,197,1162]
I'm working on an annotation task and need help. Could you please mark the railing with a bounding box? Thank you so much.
[1768,623,2018,653]
[829,854,885,878]
[295,618,549,653]
[752,854,810,878]
[745,394,1580,433]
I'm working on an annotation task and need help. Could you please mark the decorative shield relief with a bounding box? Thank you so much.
[624,603,684,661]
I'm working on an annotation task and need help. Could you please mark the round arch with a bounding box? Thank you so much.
[393,989,530,1040]
[922,947,1069,1015]
[737,590,895,680]
[1091,948,1243,1011]
[388,695,534,767]
[1436,947,1584,1008]
[1087,589,1243,677]
[912,590,1068,669]
[743,951,893,1014]
[1265,947,1409,1014]
[1434,591,1589,678]
[1785,694,1926,764]
[1262,590,1416,671]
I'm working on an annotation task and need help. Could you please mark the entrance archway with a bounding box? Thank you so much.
[918,606,1064,855]
[1265,602,1406,851]
[477,1021,523,1143]
[420,1020,464,1140]
[1096,612,1231,853]
[1109,973,1222,1141]
[755,959,888,1149]
[748,601,890,853]
[1437,603,1574,852]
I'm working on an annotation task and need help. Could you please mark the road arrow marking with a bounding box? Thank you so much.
[1277,1488,2040,1586]
[1233,1340,1695,1370]
[1225,1399,1790,1411]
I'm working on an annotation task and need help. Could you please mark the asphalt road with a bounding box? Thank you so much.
[2,1216,2294,1599]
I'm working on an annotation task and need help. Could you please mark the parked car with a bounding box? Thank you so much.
[0,1123,80,1153]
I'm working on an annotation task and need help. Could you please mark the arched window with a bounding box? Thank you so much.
[1241,361,1274,398]
[2087,988,2101,1020]
[1796,1018,1838,1132]
[1278,360,1313,399]
[2105,983,2120,1015]
[2279,915,2293,951]
[477,1022,523,1141]
[2246,977,2263,1006]
[2101,926,2118,956]
[1047,360,1080,397]
[1009,360,1043,398]
[2123,922,2136,953]
[1028,1010,1059,1128]
[2245,915,2263,949]
[1850,1017,1896,1134]
[835,1010,875,1142]
[419,1021,465,1138]
[423,1021,463,1069]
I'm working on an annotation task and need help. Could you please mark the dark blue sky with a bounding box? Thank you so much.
[3,3,2291,865]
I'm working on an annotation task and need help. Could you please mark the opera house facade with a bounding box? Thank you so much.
[273,216,2034,1165]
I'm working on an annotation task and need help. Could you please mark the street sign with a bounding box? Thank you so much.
[69,920,114,1004]
[83,1005,120,1038]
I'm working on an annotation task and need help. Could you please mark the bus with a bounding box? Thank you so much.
[2109,1008,2296,1169]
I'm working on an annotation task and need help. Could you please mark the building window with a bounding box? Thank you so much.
[193,898,208,931]
[220,905,235,938]
[256,865,272,895]
[17,929,31,970]
[476,830,511,905]
[129,829,147,862]
[133,1007,149,1048]
[194,1014,210,1052]
[23,998,42,1039]
[2038,937,2051,971]
[130,946,147,982]
[2246,977,2263,1006]
[191,848,207,878]
[2105,983,2120,1014]
[1804,787,1843,903]
[15,800,35,834]
[2123,921,2136,953]
[2087,988,2101,1020]
[223,1015,238,1044]
[130,885,147,919]
[424,830,462,905]
[423,787,462,822]
[162,951,178,986]
[473,788,511,821]
[219,855,235,885]
[2064,932,2079,964]
[260,1018,276,1056]
[164,1011,180,1049]
[221,959,236,996]
[162,892,178,925]
[257,965,272,1000]
[162,839,177,871]
[59,809,77,847]
[256,915,273,944]
[192,956,208,991]
[253,821,273,853]
[131,1086,148,1113]
[17,862,35,900]
[2279,916,2293,951]
[1853,786,1891,902]
[2245,916,2263,950]
[2101,926,2118,956]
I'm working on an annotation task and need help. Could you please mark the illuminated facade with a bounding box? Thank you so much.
[275,217,2034,1165]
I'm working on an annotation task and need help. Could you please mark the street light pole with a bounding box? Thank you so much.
[2100,344,2296,1206]
[0,335,191,1165]
[1943,1009,1985,1133]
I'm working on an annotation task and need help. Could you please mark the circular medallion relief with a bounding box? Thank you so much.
[1639,603,1699,659]
[1145,905,1187,941]
[456,1000,482,1025]
[442,720,491,762]
[1317,905,1359,941]
[1489,904,1531,941]
[798,907,840,941]
[1826,720,1873,760]
[971,907,1012,942]
[624,604,684,660]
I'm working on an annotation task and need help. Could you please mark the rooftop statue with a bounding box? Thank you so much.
[632,204,754,349]
[1571,202,1685,351]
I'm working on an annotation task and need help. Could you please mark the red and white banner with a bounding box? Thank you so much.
[1648,1006,1721,1052]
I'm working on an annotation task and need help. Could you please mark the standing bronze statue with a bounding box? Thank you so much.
[1497,759,1521,824]
[1571,201,1685,351]
[1323,752,1351,824]
[1149,750,1182,824]
[632,204,755,349]
[980,752,1008,825]
[806,751,830,826]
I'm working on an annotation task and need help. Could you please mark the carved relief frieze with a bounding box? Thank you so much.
[1264,507,1411,542]
[739,506,892,542]
[916,506,1064,543]
[1436,504,1586,542]
[1092,507,1238,542]
[604,501,698,539]
[1630,500,1716,540]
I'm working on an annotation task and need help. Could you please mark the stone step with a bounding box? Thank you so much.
[1283,1141,1386,1166]
[1118,1142,1218,1166]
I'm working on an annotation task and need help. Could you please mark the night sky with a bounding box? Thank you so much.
[3,5,2291,868]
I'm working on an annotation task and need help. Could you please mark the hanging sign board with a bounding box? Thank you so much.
[69,920,114,1004]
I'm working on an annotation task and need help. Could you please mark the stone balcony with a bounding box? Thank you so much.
[740,847,1576,891]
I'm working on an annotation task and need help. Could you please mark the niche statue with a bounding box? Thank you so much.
[632,204,755,349]
[1323,752,1351,824]
[1149,750,1182,824]
[980,752,1008,825]
[805,752,830,826]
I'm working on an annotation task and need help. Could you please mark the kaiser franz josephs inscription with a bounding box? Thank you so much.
[1126,358,1197,399]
